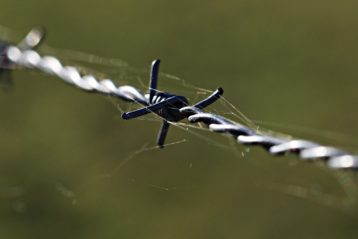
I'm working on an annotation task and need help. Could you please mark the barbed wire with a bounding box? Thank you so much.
[1,28,358,171]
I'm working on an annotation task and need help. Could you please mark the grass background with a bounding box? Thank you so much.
[1,0,358,238]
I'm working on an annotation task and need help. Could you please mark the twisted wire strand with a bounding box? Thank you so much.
[3,45,358,171]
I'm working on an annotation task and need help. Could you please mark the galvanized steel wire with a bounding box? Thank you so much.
[2,33,358,171]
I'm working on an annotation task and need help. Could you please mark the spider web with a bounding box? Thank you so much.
[44,46,358,213]
[1,25,358,215]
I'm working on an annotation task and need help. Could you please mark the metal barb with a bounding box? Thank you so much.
[1,27,46,88]
[122,59,223,148]
[2,27,358,171]
[17,26,46,51]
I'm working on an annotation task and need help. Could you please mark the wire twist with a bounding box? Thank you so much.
[6,46,148,105]
[2,39,358,171]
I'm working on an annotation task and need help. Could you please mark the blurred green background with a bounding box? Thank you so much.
[1,0,358,238]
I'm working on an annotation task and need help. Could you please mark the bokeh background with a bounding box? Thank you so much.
[1,0,358,238]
